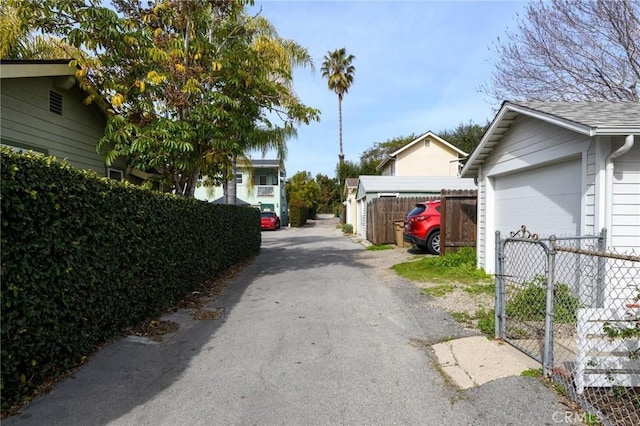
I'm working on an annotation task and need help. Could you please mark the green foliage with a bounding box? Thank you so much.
[437,120,489,157]
[392,247,492,284]
[315,173,340,214]
[463,283,494,296]
[476,309,496,336]
[23,0,320,196]
[342,223,354,234]
[288,198,308,227]
[359,134,418,165]
[0,149,261,410]
[505,277,580,324]
[285,171,321,209]
[521,368,543,378]
[366,244,394,251]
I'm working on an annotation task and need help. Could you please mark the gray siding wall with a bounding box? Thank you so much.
[584,140,598,236]
[612,141,640,252]
[482,115,587,177]
[1,76,107,175]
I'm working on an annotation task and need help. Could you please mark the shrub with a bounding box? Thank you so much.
[506,276,579,324]
[342,223,353,234]
[0,148,260,410]
[288,198,308,227]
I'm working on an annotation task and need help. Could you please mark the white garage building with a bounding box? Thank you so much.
[461,101,640,274]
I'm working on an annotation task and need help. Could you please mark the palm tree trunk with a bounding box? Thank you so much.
[338,95,344,165]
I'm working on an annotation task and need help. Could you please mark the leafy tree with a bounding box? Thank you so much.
[484,0,640,101]
[285,171,321,209]
[0,0,79,59]
[315,173,340,214]
[321,47,356,166]
[21,0,319,198]
[359,134,418,168]
[437,120,489,157]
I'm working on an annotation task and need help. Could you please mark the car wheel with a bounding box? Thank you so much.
[426,230,440,255]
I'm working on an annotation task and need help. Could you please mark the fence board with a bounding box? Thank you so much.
[366,197,436,245]
[440,190,477,255]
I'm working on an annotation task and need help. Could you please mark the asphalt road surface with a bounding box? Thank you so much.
[4,216,578,426]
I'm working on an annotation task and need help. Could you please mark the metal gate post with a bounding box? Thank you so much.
[495,231,504,339]
[543,235,556,376]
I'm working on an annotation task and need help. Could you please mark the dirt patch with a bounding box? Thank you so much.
[356,243,494,330]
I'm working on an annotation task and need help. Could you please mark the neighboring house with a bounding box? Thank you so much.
[354,175,477,238]
[377,131,467,176]
[343,178,358,231]
[0,59,130,180]
[194,159,288,224]
[460,100,640,274]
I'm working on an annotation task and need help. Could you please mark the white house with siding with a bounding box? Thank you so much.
[194,159,289,224]
[460,101,640,274]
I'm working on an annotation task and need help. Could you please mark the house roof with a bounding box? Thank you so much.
[0,59,77,79]
[461,101,640,177]
[210,197,251,205]
[344,178,358,188]
[356,175,476,199]
[376,131,468,171]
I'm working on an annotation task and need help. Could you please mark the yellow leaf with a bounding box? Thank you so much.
[175,63,186,73]
[136,80,145,92]
[212,61,222,71]
[194,53,201,60]
[75,68,87,78]
[111,93,124,107]
[20,374,26,384]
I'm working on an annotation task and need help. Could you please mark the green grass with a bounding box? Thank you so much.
[392,247,492,284]
[366,244,393,251]
[421,284,455,297]
[521,368,543,378]
[450,308,495,337]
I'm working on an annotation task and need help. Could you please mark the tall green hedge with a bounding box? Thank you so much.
[288,198,309,227]
[0,148,261,410]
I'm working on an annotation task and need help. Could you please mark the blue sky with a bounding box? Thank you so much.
[247,0,527,178]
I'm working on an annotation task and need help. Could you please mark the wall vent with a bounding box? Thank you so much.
[49,90,63,115]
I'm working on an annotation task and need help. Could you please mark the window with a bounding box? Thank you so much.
[235,173,243,184]
[424,139,431,148]
[259,175,267,185]
[49,90,63,115]
[108,168,124,181]
[1,140,48,155]
[257,187,274,196]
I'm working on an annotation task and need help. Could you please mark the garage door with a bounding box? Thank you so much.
[494,159,581,238]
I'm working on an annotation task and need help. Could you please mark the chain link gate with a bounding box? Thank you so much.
[495,226,640,425]
[495,226,552,367]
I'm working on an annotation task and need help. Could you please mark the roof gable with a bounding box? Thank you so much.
[377,131,467,171]
[461,101,640,177]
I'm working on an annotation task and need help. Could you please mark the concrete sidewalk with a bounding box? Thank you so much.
[432,336,541,389]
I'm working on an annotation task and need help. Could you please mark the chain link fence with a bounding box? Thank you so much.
[496,227,639,426]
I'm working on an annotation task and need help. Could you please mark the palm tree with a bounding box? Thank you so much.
[321,48,356,166]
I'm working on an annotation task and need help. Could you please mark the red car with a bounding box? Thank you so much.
[260,211,281,230]
[403,200,441,254]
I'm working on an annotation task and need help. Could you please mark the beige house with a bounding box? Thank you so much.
[377,131,467,176]
[342,178,358,230]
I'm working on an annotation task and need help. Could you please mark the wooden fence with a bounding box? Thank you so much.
[365,196,437,245]
[439,190,477,255]
[365,190,477,255]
